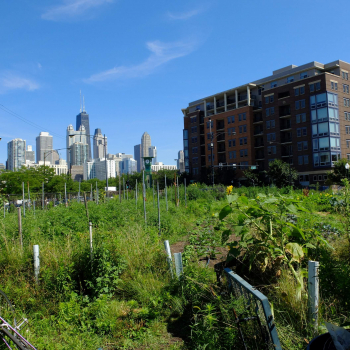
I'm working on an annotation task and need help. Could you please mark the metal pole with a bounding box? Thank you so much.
[210,118,214,186]
[174,253,183,277]
[90,183,92,201]
[42,182,44,210]
[143,183,146,224]
[164,240,173,278]
[104,134,108,199]
[65,183,67,207]
[177,177,179,207]
[18,207,22,249]
[78,180,81,203]
[119,176,121,203]
[165,174,168,211]
[96,181,98,205]
[308,261,319,332]
[157,181,160,235]
[3,202,5,218]
[123,178,125,200]
[33,245,40,284]
[27,182,30,208]
[89,222,93,263]
[33,200,35,217]
[135,179,138,208]
[184,178,187,207]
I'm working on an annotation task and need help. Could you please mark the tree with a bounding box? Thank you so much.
[266,159,298,188]
[326,158,350,184]
[243,168,259,187]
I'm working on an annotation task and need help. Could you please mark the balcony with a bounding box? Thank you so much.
[238,93,248,101]
[255,152,265,160]
[254,140,264,148]
[216,121,225,130]
[281,135,292,143]
[227,97,236,105]
[216,100,225,108]
[217,133,226,142]
[280,121,292,130]
[254,128,264,136]
[280,105,291,118]
[253,114,263,123]
[206,104,214,111]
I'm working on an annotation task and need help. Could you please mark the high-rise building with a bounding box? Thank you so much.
[121,158,137,174]
[134,144,141,172]
[25,145,35,163]
[151,162,177,172]
[141,132,151,169]
[71,142,88,166]
[67,124,88,168]
[0,164,5,171]
[7,138,26,171]
[52,150,60,164]
[182,59,350,185]
[36,132,53,164]
[149,146,157,164]
[76,100,91,160]
[84,158,116,181]
[177,150,185,173]
[93,128,107,159]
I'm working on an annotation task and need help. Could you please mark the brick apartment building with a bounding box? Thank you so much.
[182,60,350,185]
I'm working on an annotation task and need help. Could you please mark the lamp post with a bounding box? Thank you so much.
[345,162,349,179]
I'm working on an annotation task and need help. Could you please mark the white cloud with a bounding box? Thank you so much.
[42,0,113,21]
[84,39,197,83]
[167,8,202,20]
[0,72,39,94]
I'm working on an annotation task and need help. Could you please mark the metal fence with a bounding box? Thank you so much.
[224,268,282,350]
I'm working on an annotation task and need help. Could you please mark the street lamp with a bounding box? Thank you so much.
[345,162,349,179]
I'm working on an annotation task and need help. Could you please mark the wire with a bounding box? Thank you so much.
[0,104,66,140]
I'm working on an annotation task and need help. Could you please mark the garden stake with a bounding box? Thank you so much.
[119,176,121,203]
[153,185,155,208]
[157,181,160,236]
[3,202,5,218]
[143,183,146,224]
[90,184,93,201]
[135,179,138,208]
[184,178,187,207]
[33,200,35,217]
[177,177,179,207]
[22,182,25,217]
[174,253,183,277]
[65,183,67,207]
[42,182,44,210]
[123,178,125,200]
[308,260,319,333]
[164,240,173,278]
[96,181,98,204]
[78,180,81,203]
[83,192,89,222]
[27,182,30,208]
[89,222,93,265]
[165,174,168,211]
[17,207,22,249]
[33,245,40,285]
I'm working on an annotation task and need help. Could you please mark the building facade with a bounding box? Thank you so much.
[149,146,157,164]
[25,145,35,163]
[67,124,88,168]
[76,110,91,160]
[121,158,137,174]
[134,144,141,172]
[141,132,151,169]
[182,60,350,185]
[93,128,107,159]
[84,158,116,181]
[151,162,177,172]
[7,138,26,171]
[36,132,53,164]
[177,150,185,173]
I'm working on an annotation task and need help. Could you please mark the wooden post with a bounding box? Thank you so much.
[78,180,81,203]
[157,181,160,235]
[42,182,44,210]
[3,202,5,218]
[177,177,180,207]
[96,181,99,204]
[308,261,319,332]
[135,179,138,208]
[165,174,168,211]
[123,178,125,200]
[27,182,30,208]
[143,183,146,224]
[164,240,173,278]
[65,183,67,207]
[17,207,22,249]
[153,185,155,208]
[33,200,35,217]
[83,192,89,222]
[22,182,25,217]
[33,245,40,284]
[89,222,93,264]
[119,176,121,203]
[184,178,187,207]
[90,184,92,201]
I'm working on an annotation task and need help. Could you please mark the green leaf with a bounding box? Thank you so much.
[285,222,306,240]
[285,242,304,262]
[219,205,232,220]
[221,230,231,244]
[286,204,298,214]
[226,248,240,262]
[234,225,245,235]
[227,193,238,204]
[305,243,316,249]
[238,196,249,205]
[263,197,278,204]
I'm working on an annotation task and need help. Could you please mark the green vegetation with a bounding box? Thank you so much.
[0,183,349,349]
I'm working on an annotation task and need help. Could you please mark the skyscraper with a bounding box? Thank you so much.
[25,145,35,163]
[76,96,91,160]
[134,144,141,172]
[7,138,26,171]
[36,132,53,164]
[177,150,185,173]
[93,128,107,159]
[67,124,88,168]
[149,146,157,164]
[141,132,151,169]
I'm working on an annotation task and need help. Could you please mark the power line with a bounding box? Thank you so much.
[0,104,66,140]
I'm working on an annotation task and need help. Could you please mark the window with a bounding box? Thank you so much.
[330,137,340,150]
[295,86,305,96]
[239,137,247,145]
[297,128,301,137]
[228,127,236,135]
[267,146,276,155]
[207,143,211,150]
[300,72,308,79]
[287,76,294,83]
[192,147,198,154]
[330,122,340,135]
[302,127,307,136]
[266,121,271,129]
[190,116,197,123]
[296,99,305,110]
[331,81,338,90]
[298,156,303,165]
[243,125,247,132]
[296,113,307,123]
[239,126,242,133]
[191,137,197,143]
[347,140,350,148]
[342,71,349,80]
[206,120,213,129]
[232,139,236,147]
[303,141,308,150]
[271,120,275,128]
[313,175,317,181]
[266,108,270,117]
[295,88,299,96]
[310,84,315,92]
[227,117,231,124]
[191,126,197,133]
[239,149,248,157]
[344,98,350,107]
[270,96,274,103]
[265,96,269,104]
[270,107,275,115]
[304,155,309,164]
[271,81,277,88]
[267,133,276,142]
[207,132,212,140]
[316,82,321,90]
[346,112,350,121]
[344,84,350,93]
[297,142,302,151]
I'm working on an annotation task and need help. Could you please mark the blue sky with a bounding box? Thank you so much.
[1,0,350,165]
